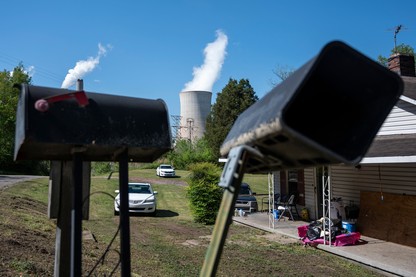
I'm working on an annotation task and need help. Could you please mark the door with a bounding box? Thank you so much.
[314,166,329,219]
[279,169,305,205]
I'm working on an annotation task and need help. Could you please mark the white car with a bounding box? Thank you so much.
[156,164,176,177]
[114,182,157,215]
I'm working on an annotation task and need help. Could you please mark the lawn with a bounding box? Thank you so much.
[0,169,384,276]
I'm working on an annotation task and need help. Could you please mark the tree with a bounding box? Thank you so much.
[166,137,215,169]
[0,63,47,174]
[271,64,295,86]
[204,78,258,158]
[377,43,415,67]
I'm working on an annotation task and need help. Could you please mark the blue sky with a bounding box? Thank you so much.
[1,1,415,117]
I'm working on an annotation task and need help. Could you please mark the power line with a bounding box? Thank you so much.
[0,50,63,83]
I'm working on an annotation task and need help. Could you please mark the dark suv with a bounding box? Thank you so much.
[235,183,258,213]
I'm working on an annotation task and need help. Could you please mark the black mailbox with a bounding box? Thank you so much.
[14,84,172,161]
[220,41,404,172]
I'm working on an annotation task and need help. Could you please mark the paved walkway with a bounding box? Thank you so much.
[233,212,416,277]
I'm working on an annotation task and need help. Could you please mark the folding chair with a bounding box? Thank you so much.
[287,194,300,219]
[277,194,295,221]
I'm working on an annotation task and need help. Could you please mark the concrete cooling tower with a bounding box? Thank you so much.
[179,90,212,141]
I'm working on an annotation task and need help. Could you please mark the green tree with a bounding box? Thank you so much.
[205,78,258,158]
[377,43,415,67]
[0,63,47,174]
[0,64,30,169]
[186,162,223,224]
[167,137,215,169]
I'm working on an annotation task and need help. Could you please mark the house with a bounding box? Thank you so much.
[274,53,416,247]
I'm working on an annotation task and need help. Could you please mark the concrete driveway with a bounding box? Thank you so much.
[234,212,415,277]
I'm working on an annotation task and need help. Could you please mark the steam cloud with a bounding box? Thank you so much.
[61,43,109,89]
[183,30,228,92]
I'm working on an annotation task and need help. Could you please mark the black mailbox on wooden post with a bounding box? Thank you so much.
[14,84,172,277]
[14,84,172,162]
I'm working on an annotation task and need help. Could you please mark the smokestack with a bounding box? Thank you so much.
[179,90,212,141]
[388,53,416,77]
[76,79,83,91]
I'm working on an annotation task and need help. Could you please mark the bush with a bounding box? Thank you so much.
[186,163,223,225]
[91,162,117,176]
[138,162,161,169]
[167,138,215,170]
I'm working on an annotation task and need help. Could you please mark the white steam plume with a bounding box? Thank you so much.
[183,30,228,92]
[61,43,109,89]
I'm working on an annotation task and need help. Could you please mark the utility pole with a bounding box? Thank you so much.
[187,118,194,143]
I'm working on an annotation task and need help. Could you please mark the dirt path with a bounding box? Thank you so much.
[129,177,188,186]
[0,175,44,190]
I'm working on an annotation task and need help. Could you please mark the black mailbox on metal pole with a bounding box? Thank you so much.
[14,84,172,276]
[200,41,404,276]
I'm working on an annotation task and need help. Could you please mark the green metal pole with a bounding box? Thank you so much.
[200,146,263,277]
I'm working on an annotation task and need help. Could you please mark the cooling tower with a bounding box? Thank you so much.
[179,90,212,141]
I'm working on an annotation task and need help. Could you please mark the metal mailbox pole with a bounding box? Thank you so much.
[200,146,263,276]
[117,148,131,276]
[71,150,84,277]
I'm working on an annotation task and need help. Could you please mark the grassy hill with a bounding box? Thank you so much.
[0,169,382,276]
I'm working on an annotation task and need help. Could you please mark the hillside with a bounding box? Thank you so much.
[0,175,383,276]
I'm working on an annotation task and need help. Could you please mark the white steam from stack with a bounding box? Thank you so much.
[61,43,110,89]
[180,30,228,141]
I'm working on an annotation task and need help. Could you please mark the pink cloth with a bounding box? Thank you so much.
[297,225,361,246]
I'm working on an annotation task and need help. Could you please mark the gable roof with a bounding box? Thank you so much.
[362,76,416,164]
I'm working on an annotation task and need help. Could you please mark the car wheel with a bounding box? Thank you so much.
[114,210,119,216]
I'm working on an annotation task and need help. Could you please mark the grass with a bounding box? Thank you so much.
[1,169,385,276]
[109,168,192,180]
[6,177,50,203]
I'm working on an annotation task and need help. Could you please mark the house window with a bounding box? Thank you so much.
[280,169,305,206]
[288,170,298,196]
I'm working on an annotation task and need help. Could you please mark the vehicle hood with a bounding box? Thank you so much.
[116,193,154,201]
[160,169,174,172]
[129,193,154,201]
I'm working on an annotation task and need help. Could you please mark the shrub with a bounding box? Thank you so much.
[167,138,215,170]
[186,162,223,225]
[91,162,117,176]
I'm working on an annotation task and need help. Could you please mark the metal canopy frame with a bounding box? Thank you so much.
[268,172,275,229]
[322,166,332,246]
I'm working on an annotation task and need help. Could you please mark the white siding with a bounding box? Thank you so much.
[302,164,416,219]
[330,163,416,206]
[377,98,416,136]
[304,168,316,219]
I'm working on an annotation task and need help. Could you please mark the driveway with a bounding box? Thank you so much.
[0,175,44,189]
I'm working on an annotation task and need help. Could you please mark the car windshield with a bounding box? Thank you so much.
[161,165,172,169]
[128,184,151,194]
[239,186,251,195]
